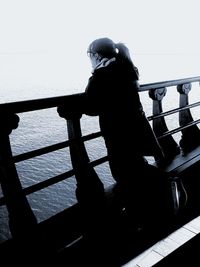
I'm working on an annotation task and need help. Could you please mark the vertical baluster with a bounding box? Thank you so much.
[57,108,105,206]
[0,113,37,237]
[149,88,180,158]
[177,83,200,153]
[57,108,106,239]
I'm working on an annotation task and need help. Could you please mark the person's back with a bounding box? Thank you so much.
[86,59,142,135]
[85,38,147,157]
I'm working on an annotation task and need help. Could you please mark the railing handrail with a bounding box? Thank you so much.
[0,76,200,113]
[139,76,200,91]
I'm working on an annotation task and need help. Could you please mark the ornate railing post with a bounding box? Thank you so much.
[0,113,37,237]
[57,107,105,213]
[149,88,180,158]
[57,106,107,238]
[177,83,200,153]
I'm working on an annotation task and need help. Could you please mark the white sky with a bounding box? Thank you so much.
[0,0,200,100]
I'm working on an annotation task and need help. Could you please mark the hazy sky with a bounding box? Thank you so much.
[0,0,200,100]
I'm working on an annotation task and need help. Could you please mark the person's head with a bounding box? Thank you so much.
[87,37,139,79]
[87,37,116,59]
[87,38,116,69]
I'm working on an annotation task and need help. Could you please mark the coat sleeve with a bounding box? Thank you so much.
[84,74,106,116]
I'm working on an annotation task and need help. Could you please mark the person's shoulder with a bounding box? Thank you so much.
[102,60,121,74]
[93,62,116,76]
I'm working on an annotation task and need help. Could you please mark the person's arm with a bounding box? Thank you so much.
[56,93,85,119]
[84,74,105,116]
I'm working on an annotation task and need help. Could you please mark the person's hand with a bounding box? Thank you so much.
[57,106,82,119]
[0,113,19,134]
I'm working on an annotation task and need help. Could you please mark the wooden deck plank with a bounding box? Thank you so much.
[183,224,199,234]
[153,233,200,266]
[187,217,200,231]
[167,227,196,244]
[123,250,163,267]
[122,215,200,267]
[136,251,163,267]
[153,237,180,256]
[122,246,156,266]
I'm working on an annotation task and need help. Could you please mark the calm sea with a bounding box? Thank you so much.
[1,82,200,241]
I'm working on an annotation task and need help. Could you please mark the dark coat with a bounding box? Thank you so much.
[84,60,173,218]
[84,60,162,163]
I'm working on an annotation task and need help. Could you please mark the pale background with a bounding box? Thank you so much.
[0,0,200,102]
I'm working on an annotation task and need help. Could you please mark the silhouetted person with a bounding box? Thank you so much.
[84,37,174,228]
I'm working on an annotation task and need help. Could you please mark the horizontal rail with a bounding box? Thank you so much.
[148,101,200,121]
[0,170,74,206]
[13,131,102,163]
[13,140,71,163]
[0,93,84,113]
[158,119,200,139]
[0,76,200,113]
[139,76,200,91]
[0,154,108,206]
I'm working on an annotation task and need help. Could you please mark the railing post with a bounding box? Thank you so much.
[149,88,180,158]
[57,108,105,207]
[177,83,200,153]
[0,113,37,237]
[57,107,106,238]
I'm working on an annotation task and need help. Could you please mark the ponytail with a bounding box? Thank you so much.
[115,42,139,79]
[115,42,132,62]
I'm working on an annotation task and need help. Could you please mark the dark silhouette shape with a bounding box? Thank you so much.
[83,37,175,227]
